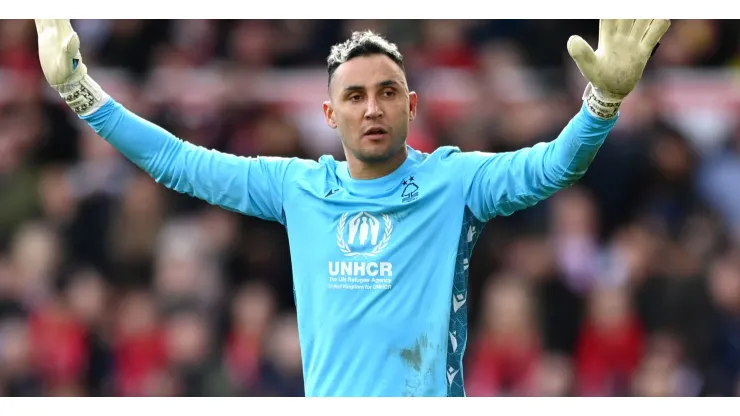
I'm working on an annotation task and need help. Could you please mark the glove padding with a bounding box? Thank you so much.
[568,19,671,119]
[35,19,107,115]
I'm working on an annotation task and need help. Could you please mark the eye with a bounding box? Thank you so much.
[348,94,363,102]
[383,89,396,97]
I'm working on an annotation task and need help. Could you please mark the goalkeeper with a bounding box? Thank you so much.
[34,19,669,397]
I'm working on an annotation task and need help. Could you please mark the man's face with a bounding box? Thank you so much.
[323,54,417,164]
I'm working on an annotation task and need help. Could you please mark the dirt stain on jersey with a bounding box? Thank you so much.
[400,334,429,371]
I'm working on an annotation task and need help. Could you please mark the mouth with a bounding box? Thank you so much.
[363,126,389,140]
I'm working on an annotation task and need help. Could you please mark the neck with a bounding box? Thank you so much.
[347,146,408,180]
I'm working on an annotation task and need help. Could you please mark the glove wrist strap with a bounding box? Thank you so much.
[55,74,108,116]
[582,83,622,120]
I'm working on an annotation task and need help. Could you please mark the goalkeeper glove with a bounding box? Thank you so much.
[567,19,671,119]
[35,19,107,115]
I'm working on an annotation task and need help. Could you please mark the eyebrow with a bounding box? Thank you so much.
[343,80,400,92]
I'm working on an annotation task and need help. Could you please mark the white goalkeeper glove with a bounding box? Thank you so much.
[568,19,671,119]
[35,19,107,115]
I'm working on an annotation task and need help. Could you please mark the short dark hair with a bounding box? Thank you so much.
[326,30,405,88]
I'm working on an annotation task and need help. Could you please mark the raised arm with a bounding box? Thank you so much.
[453,103,615,221]
[452,19,670,222]
[34,19,295,224]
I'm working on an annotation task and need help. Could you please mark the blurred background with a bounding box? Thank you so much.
[1,19,740,397]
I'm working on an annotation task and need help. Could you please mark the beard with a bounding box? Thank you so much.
[345,135,406,165]
[353,147,400,163]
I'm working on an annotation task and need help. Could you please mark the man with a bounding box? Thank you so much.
[34,19,670,397]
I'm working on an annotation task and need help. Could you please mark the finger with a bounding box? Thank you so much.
[54,19,74,37]
[34,19,52,36]
[642,19,671,49]
[63,32,80,59]
[57,19,75,34]
[617,19,635,36]
[631,19,652,39]
[567,35,598,81]
[601,19,618,33]
[599,19,618,47]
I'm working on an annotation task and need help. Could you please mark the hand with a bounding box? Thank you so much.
[35,19,85,87]
[567,19,671,118]
[34,19,106,115]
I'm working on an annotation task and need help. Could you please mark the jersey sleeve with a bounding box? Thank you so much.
[452,102,618,222]
[81,98,296,224]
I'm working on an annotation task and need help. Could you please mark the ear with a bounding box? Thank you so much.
[323,101,337,129]
[408,91,418,122]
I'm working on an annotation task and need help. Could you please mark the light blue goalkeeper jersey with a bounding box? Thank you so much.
[81,98,616,397]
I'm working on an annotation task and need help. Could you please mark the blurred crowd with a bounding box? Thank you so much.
[1,19,740,397]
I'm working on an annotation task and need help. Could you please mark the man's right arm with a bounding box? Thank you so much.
[35,19,296,224]
[82,98,295,224]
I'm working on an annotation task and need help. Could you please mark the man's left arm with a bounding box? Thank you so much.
[457,102,616,221]
[454,19,671,222]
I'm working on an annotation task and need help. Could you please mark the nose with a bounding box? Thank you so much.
[364,97,382,119]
